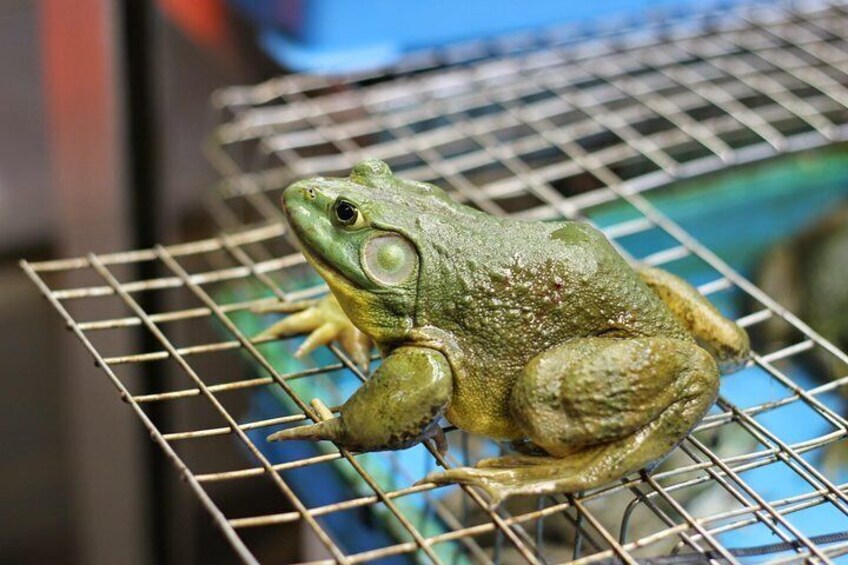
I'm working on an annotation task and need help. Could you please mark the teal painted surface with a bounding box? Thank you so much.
[590,148,848,281]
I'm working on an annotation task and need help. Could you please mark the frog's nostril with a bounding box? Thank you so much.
[305,187,316,199]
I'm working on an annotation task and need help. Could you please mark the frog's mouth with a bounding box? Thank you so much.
[284,207,368,301]
[298,240,352,288]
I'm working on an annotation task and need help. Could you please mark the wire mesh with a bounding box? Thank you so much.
[21,1,848,563]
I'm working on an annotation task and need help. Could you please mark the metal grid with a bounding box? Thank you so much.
[21,1,848,563]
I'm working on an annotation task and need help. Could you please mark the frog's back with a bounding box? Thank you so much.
[413,216,689,439]
[545,221,690,340]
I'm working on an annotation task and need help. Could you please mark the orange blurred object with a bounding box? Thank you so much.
[157,0,230,49]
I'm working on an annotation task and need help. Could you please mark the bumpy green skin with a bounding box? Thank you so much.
[268,159,750,503]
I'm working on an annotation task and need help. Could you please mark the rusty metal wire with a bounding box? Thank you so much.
[21,1,848,563]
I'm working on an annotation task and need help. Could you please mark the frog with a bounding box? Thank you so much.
[260,159,750,505]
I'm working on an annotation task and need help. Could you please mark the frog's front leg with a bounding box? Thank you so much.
[268,346,453,451]
[421,337,718,506]
[253,294,373,371]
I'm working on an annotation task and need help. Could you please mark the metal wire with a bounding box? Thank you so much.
[21,1,848,563]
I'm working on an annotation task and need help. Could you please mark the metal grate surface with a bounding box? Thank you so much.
[22,1,848,563]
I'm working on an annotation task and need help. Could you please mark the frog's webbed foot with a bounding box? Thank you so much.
[418,466,516,507]
[417,454,588,508]
[253,294,372,372]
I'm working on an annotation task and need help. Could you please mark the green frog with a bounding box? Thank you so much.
[260,159,750,504]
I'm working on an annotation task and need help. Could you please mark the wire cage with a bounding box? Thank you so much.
[21,1,848,563]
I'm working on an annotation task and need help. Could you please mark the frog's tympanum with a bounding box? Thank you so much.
[261,160,750,504]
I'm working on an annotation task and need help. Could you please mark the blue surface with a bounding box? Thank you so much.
[229,0,746,72]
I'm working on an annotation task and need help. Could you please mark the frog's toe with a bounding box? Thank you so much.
[418,467,515,507]
[253,295,373,370]
[428,427,449,455]
[250,298,319,315]
[294,322,342,358]
[339,326,372,372]
[293,321,372,372]
[253,305,324,342]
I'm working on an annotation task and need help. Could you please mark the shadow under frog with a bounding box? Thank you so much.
[258,159,750,505]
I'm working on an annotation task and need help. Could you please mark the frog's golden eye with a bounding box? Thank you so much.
[333,199,366,229]
[362,234,418,286]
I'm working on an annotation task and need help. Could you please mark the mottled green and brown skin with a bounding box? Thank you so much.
[262,159,750,504]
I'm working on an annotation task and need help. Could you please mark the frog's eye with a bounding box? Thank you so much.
[362,234,418,286]
[333,199,366,229]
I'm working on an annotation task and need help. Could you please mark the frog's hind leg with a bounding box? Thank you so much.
[420,337,718,506]
[638,266,750,372]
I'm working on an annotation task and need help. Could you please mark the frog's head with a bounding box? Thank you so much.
[282,160,453,343]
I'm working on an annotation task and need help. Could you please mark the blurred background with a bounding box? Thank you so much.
[5,1,848,564]
[2,1,279,563]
